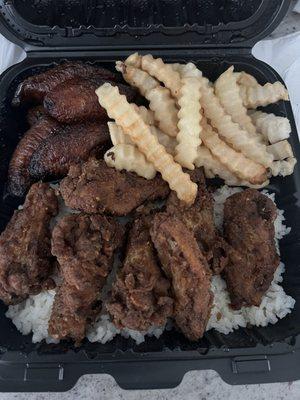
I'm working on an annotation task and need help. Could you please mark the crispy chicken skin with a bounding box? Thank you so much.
[26,106,48,126]
[106,217,173,331]
[49,213,124,344]
[166,169,228,274]
[60,159,170,216]
[29,123,110,180]
[12,62,119,106]
[44,77,137,124]
[223,189,279,309]
[7,116,61,197]
[150,213,213,341]
[0,183,58,305]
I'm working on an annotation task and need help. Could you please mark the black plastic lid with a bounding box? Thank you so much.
[0,0,291,51]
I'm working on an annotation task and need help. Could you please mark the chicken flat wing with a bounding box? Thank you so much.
[106,217,173,331]
[29,122,110,180]
[49,213,124,344]
[223,189,280,309]
[44,77,137,124]
[60,158,170,216]
[166,169,228,274]
[150,213,213,341]
[7,116,61,197]
[12,61,119,106]
[0,183,58,305]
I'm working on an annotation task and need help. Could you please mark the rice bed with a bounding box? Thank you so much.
[6,186,296,344]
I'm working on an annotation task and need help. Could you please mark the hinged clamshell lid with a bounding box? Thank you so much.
[0,0,291,51]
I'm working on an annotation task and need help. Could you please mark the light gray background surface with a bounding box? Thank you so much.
[0,1,300,399]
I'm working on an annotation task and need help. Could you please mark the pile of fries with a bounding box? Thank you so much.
[96,53,296,205]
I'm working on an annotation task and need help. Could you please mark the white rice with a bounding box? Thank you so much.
[6,186,296,343]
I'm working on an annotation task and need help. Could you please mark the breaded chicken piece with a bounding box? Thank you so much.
[12,62,119,106]
[44,77,137,124]
[150,213,213,341]
[224,189,279,309]
[0,183,58,304]
[166,169,228,274]
[7,116,60,197]
[106,217,173,331]
[29,122,110,180]
[60,159,169,216]
[49,213,124,344]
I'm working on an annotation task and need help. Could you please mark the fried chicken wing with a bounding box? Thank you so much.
[29,122,110,180]
[0,183,58,305]
[49,213,124,344]
[12,62,119,106]
[166,169,228,274]
[106,217,173,331]
[223,189,280,309]
[44,77,137,123]
[7,116,61,197]
[60,159,169,216]
[150,213,213,341]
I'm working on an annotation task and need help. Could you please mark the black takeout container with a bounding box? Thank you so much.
[0,0,299,392]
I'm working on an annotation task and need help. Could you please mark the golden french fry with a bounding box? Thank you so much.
[124,52,141,68]
[105,144,156,180]
[200,75,273,167]
[195,146,269,188]
[96,83,197,204]
[199,118,267,185]
[215,66,258,137]
[267,140,293,161]
[116,62,178,137]
[236,71,258,87]
[175,76,202,169]
[271,157,297,177]
[249,110,291,144]
[132,105,155,125]
[140,54,182,98]
[240,81,289,108]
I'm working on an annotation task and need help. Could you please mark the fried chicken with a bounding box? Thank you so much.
[106,217,173,331]
[223,189,280,309]
[49,214,124,344]
[12,61,119,106]
[60,159,169,216]
[166,169,228,274]
[0,183,58,305]
[150,213,213,341]
[29,122,110,180]
[7,116,61,197]
[44,77,137,123]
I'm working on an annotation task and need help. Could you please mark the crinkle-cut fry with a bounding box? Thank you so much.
[105,144,156,180]
[175,76,202,169]
[271,157,297,177]
[173,62,202,79]
[140,54,182,98]
[267,140,293,161]
[116,61,159,97]
[249,110,291,144]
[199,75,273,167]
[132,105,155,125]
[240,81,289,108]
[96,83,197,204]
[199,118,267,185]
[124,52,141,68]
[215,66,258,137]
[108,121,134,146]
[236,71,258,87]
[108,121,177,156]
[195,146,269,187]
[116,63,178,137]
